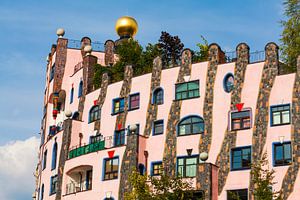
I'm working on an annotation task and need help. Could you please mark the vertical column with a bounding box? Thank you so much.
[53,38,68,93]
[249,42,278,199]
[279,55,300,199]
[80,37,91,58]
[162,49,192,177]
[104,40,115,66]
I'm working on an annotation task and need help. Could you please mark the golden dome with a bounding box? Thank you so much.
[115,16,138,38]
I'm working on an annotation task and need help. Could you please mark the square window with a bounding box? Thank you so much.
[231,110,251,131]
[50,175,58,195]
[177,156,198,178]
[113,98,125,114]
[129,93,140,110]
[274,142,292,166]
[175,80,200,100]
[231,147,251,170]
[227,189,248,200]
[271,104,291,126]
[153,120,164,135]
[114,130,125,146]
[151,162,163,176]
[104,157,119,180]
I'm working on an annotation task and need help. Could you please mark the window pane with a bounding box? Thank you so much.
[282,111,290,124]
[177,166,184,176]
[284,144,291,159]
[178,158,184,165]
[176,83,187,92]
[179,125,186,135]
[186,165,196,177]
[186,157,197,165]
[188,82,199,90]
[193,123,203,133]
[275,146,283,160]
[273,112,281,124]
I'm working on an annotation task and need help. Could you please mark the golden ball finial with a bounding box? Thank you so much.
[115,16,138,38]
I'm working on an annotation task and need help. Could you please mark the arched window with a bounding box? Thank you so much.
[40,184,44,200]
[78,80,83,97]
[89,106,100,123]
[178,116,204,136]
[223,73,234,93]
[70,88,74,103]
[153,88,164,105]
[51,142,58,170]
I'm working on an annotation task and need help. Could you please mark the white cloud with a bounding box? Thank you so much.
[0,137,40,200]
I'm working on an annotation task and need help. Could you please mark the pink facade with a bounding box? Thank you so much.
[35,35,300,200]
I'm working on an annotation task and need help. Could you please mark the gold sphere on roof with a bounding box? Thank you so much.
[115,16,138,38]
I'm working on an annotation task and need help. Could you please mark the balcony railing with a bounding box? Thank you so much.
[68,140,105,159]
[65,181,92,195]
[225,50,265,63]
[67,39,105,52]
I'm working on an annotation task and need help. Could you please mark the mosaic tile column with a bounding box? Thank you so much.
[215,43,249,194]
[249,43,279,199]
[104,40,115,66]
[55,119,72,200]
[162,49,192,177]
[53,38,68,93]
[94,73,110,131]
[279,55,300,200]
[143,57,163,136]
[197,44,221,196]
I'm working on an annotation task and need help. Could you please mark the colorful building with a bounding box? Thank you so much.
[34,16,300,200]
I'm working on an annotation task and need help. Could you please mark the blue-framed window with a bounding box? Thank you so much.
[177,155,198,177]
[231,110,251,131]
[42,150,47,170]
[223,73,234,93]
[227,189,248,200]
[49,64,55,82]
[50,175,58,195]
[90,134,103,144]
[153,88,164,105]
[51,142,58,170]
[273,142,292,166]
[40,184,44,200]
[175,80,199,100]
[153,120,164,135]
[151,161,163,176]
[49,125,56,136]
[114,129,125,146]
[86,170,93,190]
[178,116,204,136]
[231,146,251,170]
[70,88,74,104]
[112,98,125,114]
[103,157,119,180]
[78,80,83,97]
[129,93,140,110]
[270,104,291,126]
[89,105,100,123]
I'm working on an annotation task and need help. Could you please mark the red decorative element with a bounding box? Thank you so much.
[52,110,58,119]
[117,124,122,130]
[94,100,98,105]
[108,150,115,158]
[235,103,244,112]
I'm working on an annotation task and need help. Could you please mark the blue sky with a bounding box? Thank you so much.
[0,1,284,199]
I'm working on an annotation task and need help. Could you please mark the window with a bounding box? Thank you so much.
[231,110,251,131]
[271,104,291,126]
[273,142,292,166]
[42,150,47,170]
[175,80,199,100]
[153,88,164,105]
[177,156,198,177]
[151,162,163,176]
[50,64,55,82]
[178,116,204,136]
[223,73,234,93]
[40,184,44,200]
[70,88,74,104]
[90,134,103,144]
[114,129,125,146]
[227,189,248,200]
[112,98,125,114]
[72,111,79,120]
[51,142,58,170]
[89,106,100,123]
[78,80,83,97]
[153,120,164,135]
[49,125,56,136]
[231,146,251,170]
[104,157,119,180]
[50,175,58,195]
[129,93,140,110]
[86,170,93,190]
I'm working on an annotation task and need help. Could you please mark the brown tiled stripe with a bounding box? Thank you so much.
[143,57,163,136]
[94,73,110,131]
[196,44,222,196]
[162,49,192,177]
[53,38,68,93]
[249,43,279,199]
[116,65,135,199]
[55,119,72,200]
[215,43,249,194]
[279,56,300,199]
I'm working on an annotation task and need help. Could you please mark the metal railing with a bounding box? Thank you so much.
[65,181,92,195]
[224,50,265,63]
[74,61,83,73]
[67,39,105,52]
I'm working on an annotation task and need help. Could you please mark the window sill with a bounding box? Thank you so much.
[174,96,200,101]
[273,163,292,167]
[103,177,118,181]
[231,127,251,131]
[153,133,164,136]
[271,123,291,127]
[230,167,251,171]
[111,111,124,116]
[128,107,140,111]
[177,132,203,137]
